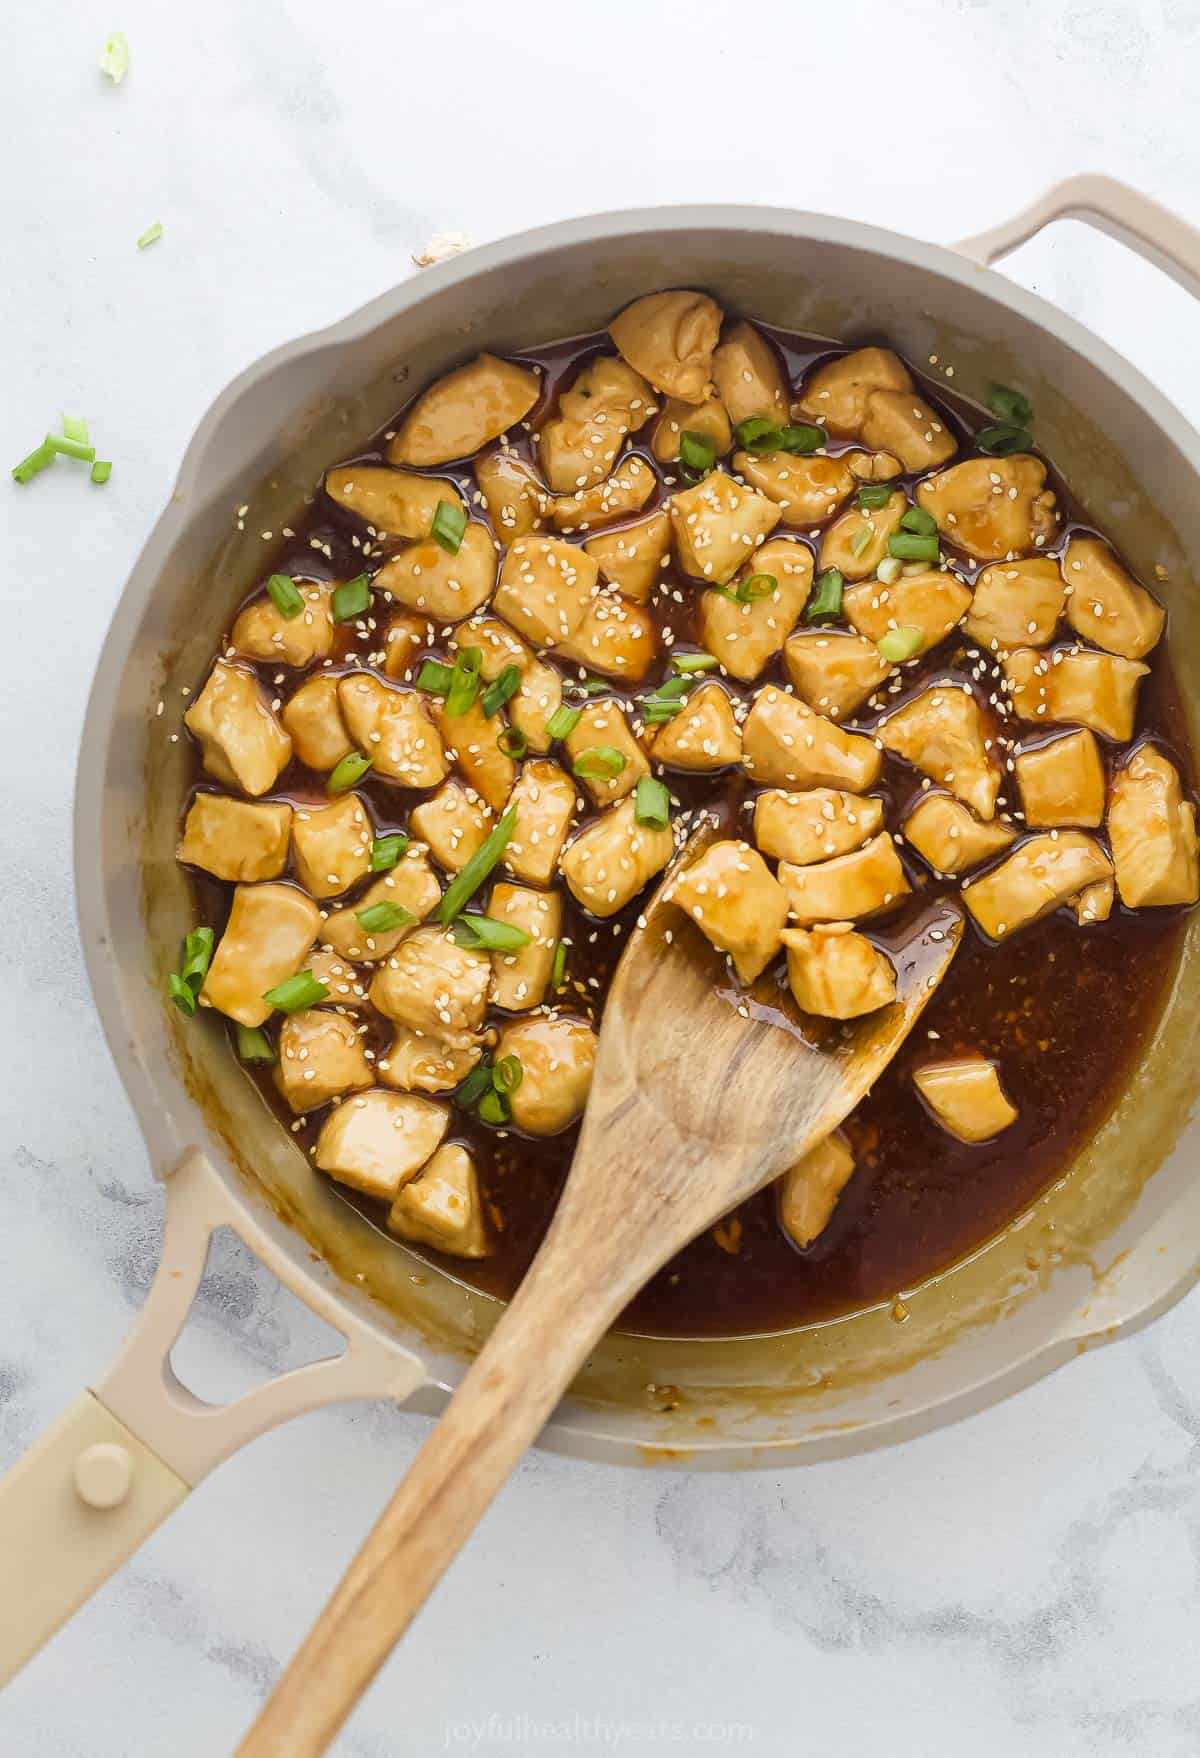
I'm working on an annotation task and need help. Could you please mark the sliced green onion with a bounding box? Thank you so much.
[856,484,892,510]
[734,417,782,453]
[807,567,844,621]
[671,651,719,674]
[572,746,627,780]
[546,704,582,740]
[493,1055,524,1094]
[899,505,937,537]
[369,833,409,872]
[451,914,532,952]
[566,675,611,699]
[169,973,197,1016]
[481,665,522,717]
[169,926,214,1014]
[431,499,467,554]
[267,573,305,619]
[418,659,454,696]
[497,725,527,759]
[877,626,924,663]
[90,460,113,484]
[327,751,373,794]
[779,423,825,455]
[46,433,96,463]
[455,1062,495,1109]
[444,646,483,717]
[887,532,939,563]
[137,222,164,251]
[634,775,671,830]
[876,556,904,584]
[976,423,1032,457]
[737,572,777,602]
[237,1024,276,1064]
[551,940,567,988]
[263,970,329,1014]
[435,804,519,923]
[987,384,1033,426]
[642,701,684,724]
[849,524,874,558]
[651,676,691,701]
[679,431,715,475]
[478,1088,511,1126]
[99,30,130,82]
[62,415,89,445]
[11,444,55,484]
[332,572,371,622]
[356,900,415,934]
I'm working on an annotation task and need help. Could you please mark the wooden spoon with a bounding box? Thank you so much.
[238,823,962,1756]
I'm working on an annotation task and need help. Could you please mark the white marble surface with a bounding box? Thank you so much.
[5,1,1200,1751]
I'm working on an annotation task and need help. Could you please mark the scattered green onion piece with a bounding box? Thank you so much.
[497,725,528,759]
[877,626,924,663]
[452,914,532,953]
[331,572,371,623]
[737,572,777,602]
[46,433,96,463]
[237,1025,276,1064]
[779,423,825,455]
[876,556,904,585]
[671,651,720,674]
[262,970,329,1014]
[481,665,522,717]
[99,30,130,82]
[887,532,939,563]
[431,499,467,554]
[90,460,112,484]
[569,675,611,697]
[652,676,691,701]
[976,423,1032,457]
[417,659,453,696]
[455,1062,495,1109]
[327,751,373,794]
[849,524,874,558]
[642,701,683,724]
[180,927,215,989]
[634,775,671,830]
[551,940,567,989]
[444,646,483,717]
[267,573,305,619]
[11,444,55,484]
[899,505,937,537]
[546,704,582,740]
[478,1088,511,1126]
[493,1054,524,1094]
[734,416,782,453]
[807,567,844,621]
[137,222,164,251]
[678,431,715,475]
[987,384,1033,426]
[435,805,519,924]
[572,746,627,780]
[369,833,408,872]
[856,484,892,510]
[169,974,197,1016]
[62,415,89,445]
[356,900,415,934]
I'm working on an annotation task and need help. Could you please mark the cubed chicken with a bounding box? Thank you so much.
[819,491,907,581]
[377,1029,483,1094]
[494,535,600,646]
[474,448,550,538]
[510,658,563,753]
[650,392,732,464]
[913,1058,1017,1143]
[559,796,673,917]
[314,1089,449,1201]
[178,795,292,882]
[369,926,490,1046]
[291,794,372,899]
[538,356,654,493]
[555,592,656,682]
[879,684,999,819]
[669,470,782,586]
[902,794,1015,877]
[778,1132,856,1249]
[201,882,320,1027]
[609,290,722,403]
[274,1010,374,1115]
[697,538,813,681]
[781,922,896,1019]
[671,840,788,983]
[232,583,334,667]
[504,759,577,885]
[794,347,912,436]
[337,676,448,788]
[846,449,903,483]
[963,558,1065,651]
[437,697,515,812]
[373,522,498,622]
[388,1143,489,1258]
[742,687,882,792]
[553,455,655,532]
[307,950,369,1009]
[783,630,890,720]
[324,465,464,539]
[488,882,562,1011]
[711,321,791,428]
[450,615,531,681]
[860,390,957,472]
[565,701,648,804]
[753,788,884,865]
[962,832,1113,940]
[916,455,1058,561]
[843,569,971,657]
[1108,744,1200,907]
[281,675,352,771]
[779,832,910,927]
[321,849,441,961]
[185,661,292,797]
[410,780,493,873]
[647,682,742,770]
[733,452,857,528]
[1002,647,1148,741]
[1015,729,1105,828]
[384,614,434,680]
[584,508,671,604]
[388,354,541,467]
[1062,536,1165,660]
[496,1014,597,1134]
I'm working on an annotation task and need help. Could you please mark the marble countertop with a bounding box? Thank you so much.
[5,1,1200,1751]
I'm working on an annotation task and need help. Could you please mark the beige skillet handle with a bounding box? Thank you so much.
[956,172,1200,299]
[0,1149,426,1688]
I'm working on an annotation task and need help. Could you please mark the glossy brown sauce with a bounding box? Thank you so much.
[183,323,1190,1338]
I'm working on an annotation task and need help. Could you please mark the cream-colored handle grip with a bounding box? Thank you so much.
[956,172,1200,300]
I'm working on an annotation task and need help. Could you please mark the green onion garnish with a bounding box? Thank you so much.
[451,914,532,953]
[734,417,782,453]
[976,423,1032,457]
[478,1088,511,1126]
[262,970,329,1014]
[493,1054,524,1094]
[431,499,467,554]
[671,651,719,674]
[634,775,671,829]
[169,975,198,1016]
[11,444,55,484]
[435,805,519,924]
[137,222,164,251]
[887,532,939,563]
[356,900,415,934]
[369,833,409,872]
[572,746,628,780]
[987,385,1033,426]
[456,1062,495,1109]
[856,484,892,510]
[779,423,825,454]
[62,415,89,445]
[850,524,873,558]
[807,567,844,621]
[418,659,454,696]
[679,431,715,475]
[738,572,777,602]
[332,572,371,622]
[99,30,130,82]
[327,751,373,794]
[46,433,96,462]
[899,505,937,537]
[651,676,691,701]
[444,647,483,718]
[237,1024,276,1064]
[267,573,305,619]
[481,665,522,717]
[551,940,567,988]
[643,701,684,724]
[877,626,924,663]
[90,461,112,484]
[169,926,215,1015]
[546,705,582,740]
[497,725,527,759]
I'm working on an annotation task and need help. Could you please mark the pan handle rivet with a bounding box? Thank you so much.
[74,1442,135,1510]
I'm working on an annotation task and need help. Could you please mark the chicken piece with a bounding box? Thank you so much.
[177,795,291,882]
[378,1029,483,1094]
[843,569,971,657]
[648,683,742,770]
[231,584,334,668]
[860,390,957,473]
[779,832,910,927]
[847,449,903,482]
[307,949,369,1009]
[742,687,882,792]
[1070,879,1115,925]
[671,841,787,983]
[274,1010,373,1115]
[369,925,490,1046]
[1015,730,1105,829]
[321,850,441,961]
[609,290,722,403]
[1108,744,1200,907]
[553,454,655,532]
[781,922,896,1019]
[914,1058,1017,1143]
[963,558,1065,652]
[711,321,790,428]
[669,470,782,586]
[337,676,448,788]
[497,1014,597,1134]
[437,697,515,812]
[324,465,464,539]
[538,356,654,493]
[450,615,531,682]
[383,613,435,681]
[733,451,856,528]
[388,1144,489,1258]
[291,794,372,899]
[795,348,912,435]
[388,354,541,467]
[783,630,890,720]
[962,832,1113,940]
[494,535,600,646]
[819,491,908,581]
[488,882,562,1011]
[565,702,648,804]
[510,658,563,753]
[474,448,549,538]
[650,392,732,464]
[314,1090,449,1202]
[584,508,672,604]
[559,796,673,917]
[201,882,320,1027]
[916,455,1058,561]
[504,759,577,885]
[879,685,998,819]
[410,780,493,874]
[697,538,812,681]
[1002,646,1148,741]
[902,794,1015,877]
[281,675,352,771]
[372,522,498,623]
[555,592,656,681]
[778,1132,856,1248]
[753,789,883,865]
[185,661,292,798]
[1063,536,1165,660]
